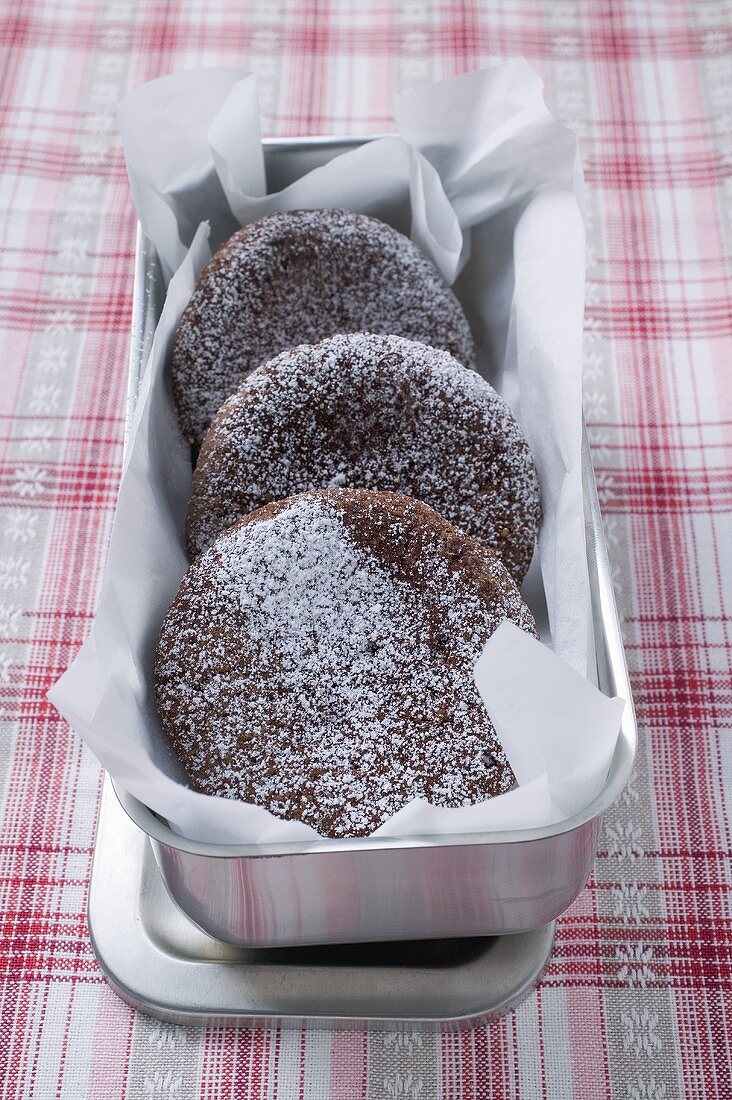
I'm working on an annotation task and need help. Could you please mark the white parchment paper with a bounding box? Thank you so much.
[49,60,623,844]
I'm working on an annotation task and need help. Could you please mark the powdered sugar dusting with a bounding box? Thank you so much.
[156,489,537,838]
[188,333,541,582]
[172,209,476,445]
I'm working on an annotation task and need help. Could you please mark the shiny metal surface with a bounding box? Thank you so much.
[89,776,556,1028]
[107,135,637,949]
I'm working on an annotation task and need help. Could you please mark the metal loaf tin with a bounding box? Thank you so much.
[115,136,637,950]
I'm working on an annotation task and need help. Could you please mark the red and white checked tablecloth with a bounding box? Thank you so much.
[1,1,730,1096]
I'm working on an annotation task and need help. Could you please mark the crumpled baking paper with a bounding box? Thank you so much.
[48,60,624,844]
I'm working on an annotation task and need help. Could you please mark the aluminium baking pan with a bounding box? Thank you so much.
[89,774,557,1028]
[113,136,637,950]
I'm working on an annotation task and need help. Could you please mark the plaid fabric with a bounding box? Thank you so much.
[1,0,730,1096]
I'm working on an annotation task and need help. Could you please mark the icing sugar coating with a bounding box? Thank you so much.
[156,488,538,839]
[187,333,541,583]
[172,209,476,445]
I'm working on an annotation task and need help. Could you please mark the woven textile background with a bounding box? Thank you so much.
[1,0,730,1096]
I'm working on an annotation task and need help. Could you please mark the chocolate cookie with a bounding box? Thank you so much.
[187,333,541,583]
[172,209,476,445]
[156,488,538,838]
